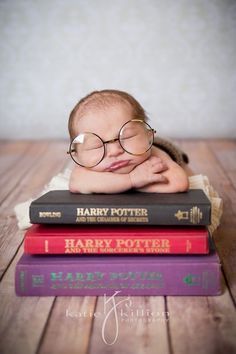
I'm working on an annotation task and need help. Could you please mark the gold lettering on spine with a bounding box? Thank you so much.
[76,208,148,217]
[76,208,109,216]
[111,208,148,217]
[175,207,203,224]
[190,206,203,224]
[39,212,61,218]
[186,240,192,253]
[45,240,49,253]
[64,238,171,253]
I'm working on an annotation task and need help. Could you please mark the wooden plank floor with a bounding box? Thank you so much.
[0,139,235,354]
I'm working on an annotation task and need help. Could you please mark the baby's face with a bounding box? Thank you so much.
[74,103,151,174]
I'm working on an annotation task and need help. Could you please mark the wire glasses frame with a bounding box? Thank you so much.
[67,119,156,168]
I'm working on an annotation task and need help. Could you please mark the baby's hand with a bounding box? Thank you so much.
[129,156,168,189]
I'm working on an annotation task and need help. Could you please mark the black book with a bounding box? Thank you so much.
[29,190,211,226]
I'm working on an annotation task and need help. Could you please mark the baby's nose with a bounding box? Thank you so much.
[106,140,124,157]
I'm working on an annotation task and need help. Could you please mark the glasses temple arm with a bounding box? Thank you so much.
[67,149,76,154]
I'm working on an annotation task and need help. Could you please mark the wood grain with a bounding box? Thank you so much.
[0,141,68,279]
[0,246,55,354]
[167,275,236,354]
[38,297,97,354]
[0,139,235,354]
[88,296,169,354]
[181,139,236,302]
[0,141,68,354]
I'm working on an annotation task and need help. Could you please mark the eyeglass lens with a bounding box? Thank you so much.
[119,120,154,155]
[69,120,154,167]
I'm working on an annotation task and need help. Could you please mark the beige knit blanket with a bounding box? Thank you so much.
[14,169,222,235]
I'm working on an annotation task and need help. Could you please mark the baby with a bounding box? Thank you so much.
[68,89,189,194]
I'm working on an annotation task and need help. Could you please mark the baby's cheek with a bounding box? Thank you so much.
[135,150,152,164]
[86,165,104,172]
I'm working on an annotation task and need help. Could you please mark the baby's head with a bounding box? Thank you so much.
[68,89,155,174]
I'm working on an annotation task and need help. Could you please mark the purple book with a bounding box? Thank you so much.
[15,241,221,296]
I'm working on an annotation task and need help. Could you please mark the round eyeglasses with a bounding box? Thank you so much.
[67,119,156,168]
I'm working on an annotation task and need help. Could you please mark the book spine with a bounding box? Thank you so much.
[30,203,211,225]
[24,236,209,254]
[15,260,221,296]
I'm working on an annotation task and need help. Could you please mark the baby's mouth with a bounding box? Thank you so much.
[105,160,131,172]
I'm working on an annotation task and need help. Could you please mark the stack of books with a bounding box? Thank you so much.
[15,190,221,296]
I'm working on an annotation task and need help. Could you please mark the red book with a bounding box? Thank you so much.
[24,224,209,255]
